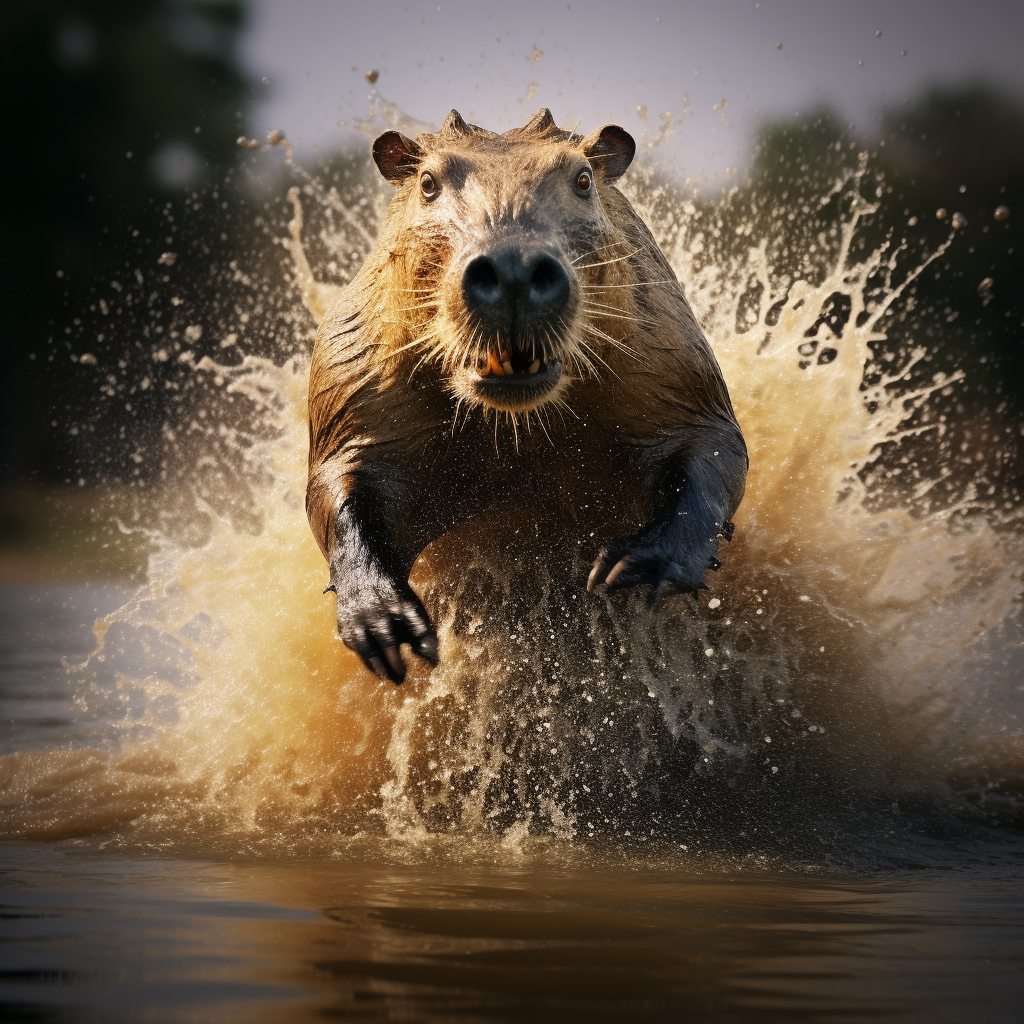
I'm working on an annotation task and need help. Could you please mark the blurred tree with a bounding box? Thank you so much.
[0,0,251,481]
[721,85,1024,514]
[738,85,1022,404]
[876,85,1023,395]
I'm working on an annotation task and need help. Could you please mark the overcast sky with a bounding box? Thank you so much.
[239,0,1024,183]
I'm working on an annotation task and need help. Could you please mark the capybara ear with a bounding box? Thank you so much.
[372,131,423,183]
[581,125,635,182]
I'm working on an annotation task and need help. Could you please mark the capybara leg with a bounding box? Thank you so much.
[328,499,439,684]
[588,440,744,602]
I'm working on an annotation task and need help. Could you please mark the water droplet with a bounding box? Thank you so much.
[858,59,864,66]
[776,41,783,49]
[978,277,994,295]
[908,215,918,226]
[708,597,721,609]
[261,76,269,85]
[951,211,967,229]
[365,69,379,84]
[875,29,882,37]
[994,205,1010,222]
[936,208,948,220]
[267,129,285,145]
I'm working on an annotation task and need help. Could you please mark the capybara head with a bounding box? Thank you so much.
[370,109,637,414]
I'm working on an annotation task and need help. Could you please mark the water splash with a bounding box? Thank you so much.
[1,147,1021,867]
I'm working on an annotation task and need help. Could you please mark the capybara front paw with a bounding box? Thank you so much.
[587,532,713,603]
[335,580,438,684]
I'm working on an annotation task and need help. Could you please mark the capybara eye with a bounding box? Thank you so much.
[420,172,438,198]
[576,170,593,193]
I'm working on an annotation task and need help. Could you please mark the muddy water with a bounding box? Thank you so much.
[2,144,1024,1018]
[1,837,1023,1022]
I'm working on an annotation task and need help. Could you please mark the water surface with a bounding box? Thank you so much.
[2,840,1023,1022]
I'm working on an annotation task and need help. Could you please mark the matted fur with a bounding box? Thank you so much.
[305,110,746,684]
[308,109,740,557]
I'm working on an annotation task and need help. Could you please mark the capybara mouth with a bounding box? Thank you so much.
[470,344,563,411]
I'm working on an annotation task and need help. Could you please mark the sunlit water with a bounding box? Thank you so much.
[1,132,1023,1018]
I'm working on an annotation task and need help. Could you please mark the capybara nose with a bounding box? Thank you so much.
[462,248,571,325]
[526,253,571,308]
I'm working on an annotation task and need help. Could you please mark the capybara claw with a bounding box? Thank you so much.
[588,549,631,592]
[382,644,406,679]
[604,556,631,587]
[332,573,438,683]
[367,655,390,681]
[413,632,439,665]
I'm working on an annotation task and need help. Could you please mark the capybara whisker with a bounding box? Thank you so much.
[573,339,613,378]
[582,280,675,290]
[581,301,653,325]
[395,301,441,313]
[573,248,642,271]
[570,240,634,265]
[579,321,639,359]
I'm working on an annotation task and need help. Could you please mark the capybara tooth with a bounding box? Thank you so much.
[529,359,541,373]
[502,360,514,375]
[488,351,505,375]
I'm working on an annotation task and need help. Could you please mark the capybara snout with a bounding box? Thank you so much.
[460,246,574,341]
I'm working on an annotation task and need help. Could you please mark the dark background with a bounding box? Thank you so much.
[1,0,1021,574]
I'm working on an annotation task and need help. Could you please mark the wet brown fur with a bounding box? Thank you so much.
[306,110,746,681]
[309,111,739,551]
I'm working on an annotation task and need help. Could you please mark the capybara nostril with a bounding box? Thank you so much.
[462,256,502,309]
[527,254,570,312]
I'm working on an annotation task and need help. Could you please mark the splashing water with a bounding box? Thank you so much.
[2,149,1021,868]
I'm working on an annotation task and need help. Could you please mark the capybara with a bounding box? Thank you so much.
[306,109,747,683]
